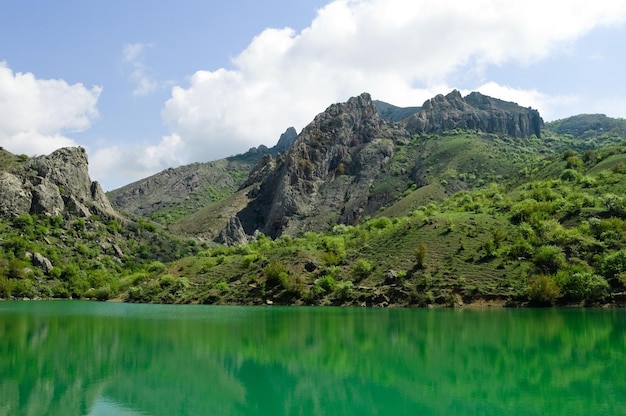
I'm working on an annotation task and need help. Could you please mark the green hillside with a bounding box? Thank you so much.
[119,138,626,307]
[3,125,626,306]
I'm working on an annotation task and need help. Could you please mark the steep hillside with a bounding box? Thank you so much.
[190,91,549,242]
[121,138,626,307]
[0,147,198,300]
[108,127,298,226]
[373,100,420,122]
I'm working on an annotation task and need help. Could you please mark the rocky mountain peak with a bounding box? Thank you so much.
[274,127,298,154]
[0,147,119,219]
[231,92,410,239]
[406,90,543,138]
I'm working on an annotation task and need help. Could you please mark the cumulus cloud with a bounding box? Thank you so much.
[0,62,101,156]
[155,0,626,166]
[91,0,626,190]
[90,134,186,189]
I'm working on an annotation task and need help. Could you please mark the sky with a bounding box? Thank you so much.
[1,0,626,190]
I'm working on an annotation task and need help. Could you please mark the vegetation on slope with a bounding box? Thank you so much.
[3,129,626,307]
[119,141,626,307]
[0,214,198,300]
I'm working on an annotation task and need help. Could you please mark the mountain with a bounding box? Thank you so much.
[232,93,410,238]
[0,146,118,220]
[406,90,543,138]
[211,91,550,241]
[546,113,626,138]
[373,100,420,122]
[0,146,198,300]
[107,127,298,225]
[5,90,626,307]
[109,90,547,240]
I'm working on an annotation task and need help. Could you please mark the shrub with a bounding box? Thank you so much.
[533,245,566,274]
[600,250,626,281]
[527,275,561,304]
[315,275,336,292]
[322,251,342,266]
[264,260,288,288]
[414,244,428,269]
[159,274,176,288]
[241,254,258,269]
[147,261,167,274]
[352,259,373,279]
[335,281,354,299]
[560,272,609,301]
[94,286,112,301]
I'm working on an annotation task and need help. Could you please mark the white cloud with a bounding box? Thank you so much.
[92,0,626,190]
[89,134,186,190]
[155,0,626,166]
[122,42,161,96]
[0,62,101,156]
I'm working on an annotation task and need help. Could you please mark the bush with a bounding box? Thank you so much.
[159,274,176,288]
[533,245,566,274]
[241,254,258,269]
[352,259,373,279]
[600,250,626,281]
[414,244,428,269]
[335,281,354,299]
[560,272,609,301]
[315,275,336,292]
[527,275,561,305]
[264,260,288,288]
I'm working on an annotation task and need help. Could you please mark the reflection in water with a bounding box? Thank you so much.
[0,302,624,416]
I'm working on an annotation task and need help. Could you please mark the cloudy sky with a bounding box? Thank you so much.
[1,0,626,190]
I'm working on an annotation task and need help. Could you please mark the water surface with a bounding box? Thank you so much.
[0,301,624,415]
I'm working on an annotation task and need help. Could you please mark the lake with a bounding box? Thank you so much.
[0,301,624,415]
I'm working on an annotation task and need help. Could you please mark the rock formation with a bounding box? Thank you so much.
[216,216,250,246]
[406,90,543,138]
[0,147,119,219]
[232,93,410,238]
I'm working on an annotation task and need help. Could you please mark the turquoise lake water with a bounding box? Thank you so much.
[0,301,624,415]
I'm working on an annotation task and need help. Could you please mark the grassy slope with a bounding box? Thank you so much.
[4,130,626,307]
[121,136,626,307]
[107,155,256,227]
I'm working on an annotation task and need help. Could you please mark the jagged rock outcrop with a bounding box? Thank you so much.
[231,93,410,238]
[406,90,543,138]
[274,127,298,154]
[0,147,119,219]
[216,216,249,246]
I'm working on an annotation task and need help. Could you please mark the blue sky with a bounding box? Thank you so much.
[1,0,626,190]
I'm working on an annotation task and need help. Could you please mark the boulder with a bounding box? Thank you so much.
[32,252,54,274]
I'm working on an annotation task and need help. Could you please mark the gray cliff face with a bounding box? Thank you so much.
[234,93,410,238]
[0,147,118,219]
[406,90,543,138]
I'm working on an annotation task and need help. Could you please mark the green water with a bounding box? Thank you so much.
[0,302,624,416]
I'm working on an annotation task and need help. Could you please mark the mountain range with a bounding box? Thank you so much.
[2,90,626,307]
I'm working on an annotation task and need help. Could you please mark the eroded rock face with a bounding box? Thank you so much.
[0,147,119,219]
[217,216,249,246]
[406,90,543,138]
[232,93,410,238]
